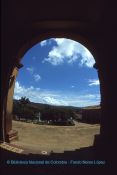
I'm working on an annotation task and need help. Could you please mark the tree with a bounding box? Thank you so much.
[19,96,30,105]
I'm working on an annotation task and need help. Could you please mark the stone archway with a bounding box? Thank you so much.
[1,21,116,161]
[3,29,100,143]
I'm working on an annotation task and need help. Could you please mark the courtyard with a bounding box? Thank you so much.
[12,120,100,154]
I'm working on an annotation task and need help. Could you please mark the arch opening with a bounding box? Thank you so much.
[10,38,101,154]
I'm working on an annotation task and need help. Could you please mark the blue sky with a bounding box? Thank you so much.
[14,38,100,107]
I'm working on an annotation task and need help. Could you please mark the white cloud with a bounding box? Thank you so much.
[40,40,47,46]
[26,67,41,83]
[26,67,34,74]
[62,94,100,107]
[42,96,68,106]
[71,85,75,88]
[88,79,100,86]
[33,74,41,82]
[14,81,66,106]
[43,38,95,68]
[14,81,24,94]
[14,81,100,107]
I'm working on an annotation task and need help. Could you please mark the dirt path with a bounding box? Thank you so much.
[12,120,100,153]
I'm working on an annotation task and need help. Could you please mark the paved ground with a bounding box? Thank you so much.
[12,120,100,153]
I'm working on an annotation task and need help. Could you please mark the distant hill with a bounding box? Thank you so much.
[82,105,101,110]
[13,99,101,124]
[13,99,82,111]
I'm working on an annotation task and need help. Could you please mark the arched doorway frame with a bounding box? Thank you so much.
[3,21,101,143]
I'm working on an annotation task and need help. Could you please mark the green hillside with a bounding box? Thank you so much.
[13,97,101,124]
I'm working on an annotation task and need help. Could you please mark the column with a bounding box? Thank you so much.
[5,63,23,142]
